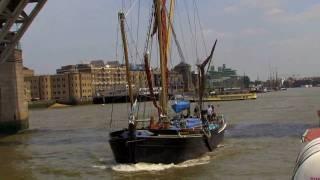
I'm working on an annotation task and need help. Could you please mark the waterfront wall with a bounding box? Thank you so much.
[0,49,28,133]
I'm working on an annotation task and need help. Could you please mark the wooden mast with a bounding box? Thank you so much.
[155,0,168,118]
[119,12,134,107]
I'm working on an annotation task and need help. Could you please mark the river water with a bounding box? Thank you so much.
[1,88,320,179]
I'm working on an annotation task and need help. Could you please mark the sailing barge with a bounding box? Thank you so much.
[109,0,226,164]
[110,121,226,164]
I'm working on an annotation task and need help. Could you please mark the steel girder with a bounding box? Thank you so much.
[0,0,47,64]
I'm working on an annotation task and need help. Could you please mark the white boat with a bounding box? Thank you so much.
[292,111,320,179]
[292,137,320,180]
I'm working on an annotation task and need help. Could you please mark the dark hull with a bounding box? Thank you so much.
[109,125,226,164]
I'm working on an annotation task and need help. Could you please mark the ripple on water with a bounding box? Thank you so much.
[226,123,313,138]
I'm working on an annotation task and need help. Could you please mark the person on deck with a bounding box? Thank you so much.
[194,105,200,118]
[211,105,217,119]
[207,105,213,121]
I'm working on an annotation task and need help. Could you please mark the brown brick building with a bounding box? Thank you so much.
[24,60,185,104]
[25,75,51,101]
[25,72,92,104]
[23,67,34,101]
[56,61,148,96]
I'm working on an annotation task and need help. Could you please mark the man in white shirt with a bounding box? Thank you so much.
[207,105,213,121]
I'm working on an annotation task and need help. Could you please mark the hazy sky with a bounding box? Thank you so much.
[22,0,320,80]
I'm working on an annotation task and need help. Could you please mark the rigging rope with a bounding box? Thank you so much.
[144,1,155,53]
[110,10,123,128]
[115,21,120,62]
[176,0,188,63]
[122,0,125,12]
[125,20,142,64]
[125,0,139,17]
[193,0,208,55]
[125,20,135,67]
[183,0,197,60]
[164,6,186,64]
[142,4,155,119]
[193,0,199,59]
[169,40,174,69]
[144,3,155,53]
[136,0,141,63]
[143,2,157,69]
[129,0,133,57]
[109,84,116,128]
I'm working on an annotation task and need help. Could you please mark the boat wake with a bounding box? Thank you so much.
[92,146,225,172]
[92,165,107,170]
[91,158,113,170]
[111,155,211,172]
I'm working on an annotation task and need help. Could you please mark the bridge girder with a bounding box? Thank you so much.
[0,0,47,64]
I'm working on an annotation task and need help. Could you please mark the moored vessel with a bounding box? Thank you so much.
[186,89,257,102]
[197,92,256,102]
[109,0,227,164]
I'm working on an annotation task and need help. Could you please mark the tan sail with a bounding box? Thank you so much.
[155,0,169,121]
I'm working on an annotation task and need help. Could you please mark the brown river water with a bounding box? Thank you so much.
[1,87,320,180]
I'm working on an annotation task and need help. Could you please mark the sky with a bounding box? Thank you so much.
[21,0,320,80]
